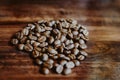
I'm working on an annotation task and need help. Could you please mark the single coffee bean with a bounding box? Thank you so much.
[48,47,58,55]
[18,44,24,50]
[63,68,72,75]
[77,55,85,60]
[80,51,88,56]
[11,38,18,45]
[79,44,87,49]
[22,28,29,35]
[36,59,43,65]
[73,60,80,66]
[41,54,48,61]
[38,36,46,42]
[65,61,75,69]
[56,65,63,74]
[60,60,67,66]
[24,44,33,52]
[32,50,40,58]
[42,68,50,75]
[73,48,79,55]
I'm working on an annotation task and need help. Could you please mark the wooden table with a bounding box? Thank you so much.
[0,0,120,80]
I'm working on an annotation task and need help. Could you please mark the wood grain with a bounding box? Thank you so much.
[0,0,120,80]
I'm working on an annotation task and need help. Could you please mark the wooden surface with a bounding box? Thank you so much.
[0,0,120,80]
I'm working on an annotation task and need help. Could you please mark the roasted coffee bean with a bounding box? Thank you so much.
[18,44,24,50]
[20,36,27,43]
[47,59,54,64]
[73,60,80,66]
[79,39,85,44]
[22,28,29,35]
[48,47,58,55]
[65,61,75,69]
[29,34,37,40]
[48,36,54,44]
[65,44,74,50]
[39,42,48,47]
[63,68,72,75]
[28,23,35,30]
[33,42,40,47]
[41,54,48,61]
[73,48,79,55]
[36,59,43,65]
[56,65,63,74]
[60,60,67,66]
[32,50,40,58]
[80,51,88,56]
[11,38,18,45]
[38,36,46,42]
[42,68,50,75]
[43,62,53,69]
[77,55,85,60]
[15,32,23,39]
[79,44,87,49]
[24,44,33,52]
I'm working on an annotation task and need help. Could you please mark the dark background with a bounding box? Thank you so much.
[0,0,120,80]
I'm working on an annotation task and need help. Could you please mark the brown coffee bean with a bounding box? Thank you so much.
[28,23,35,30]
[15,31,23,39]
[80,51,88,56]
[79,39,85,44]
[65,61,75,69]
[18,44,24,50]
[48,47,58,55]
[41,54,48,61]
[73,60,80,66]
[29,34,37,40]
[79,44,87,49]
[33,42,40,47]
[20,36,27,43]
[11,38,18,45]
[77,55,85,60]
[43,62,53,69]
[60,60,67,66]
[32,50,40,58]
[24,44,33,52]
[63,68,72,75]
[36,59,43,65]
[73,48,79,55]
[42,68,50,75]
[22,28,29,35]
[56,65,63,74]
[38,36,46,42]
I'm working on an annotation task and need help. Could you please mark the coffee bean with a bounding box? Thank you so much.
[56,65,63,74]
[24,44,33,52]
[65,61,75,69]
[18,44,24,50]
[41,54,48,61]
[42,68,50,75]
[11,38,18,45]
[63,68,72,75]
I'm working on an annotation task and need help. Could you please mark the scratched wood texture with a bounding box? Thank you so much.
[0,0,120,80]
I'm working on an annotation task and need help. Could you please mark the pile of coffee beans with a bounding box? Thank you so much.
[11,19,89,75]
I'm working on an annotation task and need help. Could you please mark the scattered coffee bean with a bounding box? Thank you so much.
[65,61,75,69]
[63,68,72,75]
[11,38,18,45]
[42,68,50,75]
[56,65,63,74]
[18,44,24,50]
